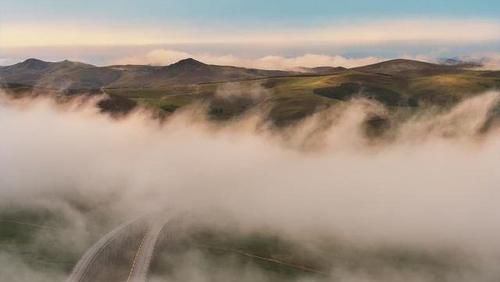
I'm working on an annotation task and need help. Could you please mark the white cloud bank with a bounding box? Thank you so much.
[474,53,500,70]
[113,49,500,70]
[113,49,384,69]
[1,91,500,249]
[2,91,500,281]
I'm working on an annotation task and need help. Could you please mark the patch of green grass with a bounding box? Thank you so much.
[98,70,499,125]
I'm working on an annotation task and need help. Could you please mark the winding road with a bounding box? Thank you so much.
[125,218,169,282]
[65,219,136,282]
[66,214,322,282]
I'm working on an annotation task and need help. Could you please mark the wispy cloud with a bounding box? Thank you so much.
[2,19,499,48]
[472,53,500,70]
[110,49,500,70]
[113,49,384,69]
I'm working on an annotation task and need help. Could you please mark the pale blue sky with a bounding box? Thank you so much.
[0,0,500,24]
[2,0,499,25]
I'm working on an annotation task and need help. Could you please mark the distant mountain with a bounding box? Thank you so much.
[352,59,458,76]
[0,58,54,85]
[438,57,483,68]
[1,58,485,91]
[0,58,295,91]
[1,57,499,124]
[0,58,120,90]
[106,58,294,88]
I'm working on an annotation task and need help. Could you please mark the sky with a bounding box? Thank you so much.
[0,0,499,68]
[2,0,500,24]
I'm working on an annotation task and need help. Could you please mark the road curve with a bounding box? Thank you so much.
[125,218,170,282]
[67,214,325,281]
[65,219,137,282]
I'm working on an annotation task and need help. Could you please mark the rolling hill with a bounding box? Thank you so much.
[1,57,499,124]
[0,58,294,90]
[352,59,454,76]
[0,58,120,90]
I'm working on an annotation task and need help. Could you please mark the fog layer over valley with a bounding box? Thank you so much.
[1,90,500,281]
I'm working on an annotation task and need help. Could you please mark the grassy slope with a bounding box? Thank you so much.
[103,69,499,124]
[2,59,499,124]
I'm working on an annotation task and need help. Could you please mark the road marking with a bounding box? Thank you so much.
[125,219,169,282]
[66,219,139,282]
[196,244,328,276]
[126,230,149,282]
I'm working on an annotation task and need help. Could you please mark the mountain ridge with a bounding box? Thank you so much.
[0,57,482,90]
[1,57,499,124]
[0,57,297,89]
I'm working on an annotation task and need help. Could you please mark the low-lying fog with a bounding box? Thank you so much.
[1,90,500,281]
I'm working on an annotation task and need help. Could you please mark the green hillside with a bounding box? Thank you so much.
[1,58,499,124]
